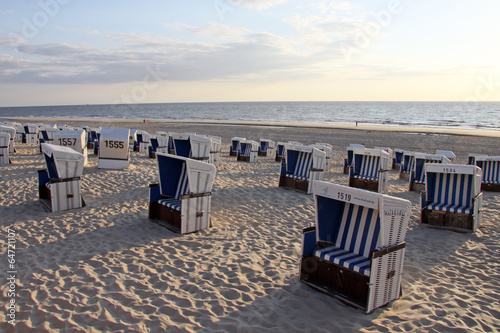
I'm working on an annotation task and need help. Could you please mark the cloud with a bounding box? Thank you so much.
[225,0,286,10]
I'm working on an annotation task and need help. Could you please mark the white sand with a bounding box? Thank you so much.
[1,120,499,332]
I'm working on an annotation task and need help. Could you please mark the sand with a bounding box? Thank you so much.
[1,119,500,333]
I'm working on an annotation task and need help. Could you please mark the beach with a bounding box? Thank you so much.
[1,119,500,333]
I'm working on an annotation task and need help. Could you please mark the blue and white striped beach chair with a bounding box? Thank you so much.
[300,181,411,313]
[279,144,326,194]
[258,139,275,157]
[349,148,390,193]
[344,144,365,174]
[23,123,39,144]
[149,153,216,234]
[393,149,404,170]
[0,125,16,154]
[399,151,416,180]
[421,164,483,232]
[237,140,259,163]
[149,135,169,158]
[474,156,500,191]
[230,137,246,156]
[37,143,86,212]
[410,153,451,191]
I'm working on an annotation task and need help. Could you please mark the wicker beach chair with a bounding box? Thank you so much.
[258,139,275,157]
[349,148,390,193]
[474,156,500,191]
[38,143,86,212]
[409,153,451,192]
[0,125,16,153]
[0,132,11,164]
[149,153,216,234]
[237,140,259,163]
[229,137,246,156]
[300,181,411,313]
[420,164,483,232]
[97,127,130,169]
[279,144,326,194]
[134,130,150,153]
[344,144,365,174]
[54,129,88,165]
[149,135,169,158]
[399,151,417,180]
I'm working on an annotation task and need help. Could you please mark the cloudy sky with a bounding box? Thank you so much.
[0,0,499,106]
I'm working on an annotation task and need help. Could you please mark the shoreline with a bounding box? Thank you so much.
[3,117,500,138]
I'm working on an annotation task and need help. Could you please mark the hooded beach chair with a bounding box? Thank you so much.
[393,149,404,170]
[230,137,246,156]
[37,143,86,212]
[420,164,483,232]
[399,151,417,180]
[149,135,170,158]
[169,133,211,161]
[468,154,486,166]
[275,142,286,162]
[39,126,58,146]
[0,125,16,153]
[300,181,411,313]
[54,129,88,166]
[344,144,365,174]
[0,132,11,164]
[23,123,39,144]
[237,140,259,163]
[312,143,333,171]
[205,135,222,167]
[10,123,24,143]
[149,153,217,234]
[474,156,500,191]
[349,148,390,193]
[134,130,150,153]
[86,128,100,150]
[97,127,130,169]
[409,153,451,191]
[279,144,326,194]
[258,139,275,157]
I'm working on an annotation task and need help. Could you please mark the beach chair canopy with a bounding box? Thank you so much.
[41,143,85,179]
[54,129,86,150]
[156,152,216,200]
[99,127,130,160]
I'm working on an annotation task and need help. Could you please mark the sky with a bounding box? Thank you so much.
[0,0,499,106]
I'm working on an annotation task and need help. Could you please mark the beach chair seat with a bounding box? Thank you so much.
[349,148,390,193]
[258,139,275,157]
[344,144,365,174]
[0,132,12,164]
[421,164,483,232]
[237,140,259,163]
[410,153,451,191]
[300,181,411,313]
[37,143,86,212]
[279,144,326,194]
[149,153,216,234]
[474,156,500,191]
[98,127,130,169]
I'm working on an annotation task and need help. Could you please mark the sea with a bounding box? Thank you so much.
[0,101,499,131]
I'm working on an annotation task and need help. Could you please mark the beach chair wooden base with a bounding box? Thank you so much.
[94,147,99,155]
[393,163,401,170]
[149,202,182,233]
[275,156,284,162]
[279,175,309,193]
[38,184,86,212]
[348,177,379,192]
[399,172,410,180]
[481,183,500,192]
[421,209,473,232]
[237,155,251,162]
[229,151,237,156]
[133,146,140,152]
[258,151,268,157]
[87,142,94,150]
[409,182,425,192]
[299,255,369,311]
[149,152,156,159]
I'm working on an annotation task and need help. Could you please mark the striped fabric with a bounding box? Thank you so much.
[240,143,252,157]
[415,159,440,184]
[427,173,473,214]
[315,203,380,276]
[481,160,500,184]
[354,155,380,180]
[260,141,269,153]
[159,164,189,212]
[293,151,313,179]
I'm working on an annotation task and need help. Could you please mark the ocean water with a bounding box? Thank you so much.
[0,101,499,131]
